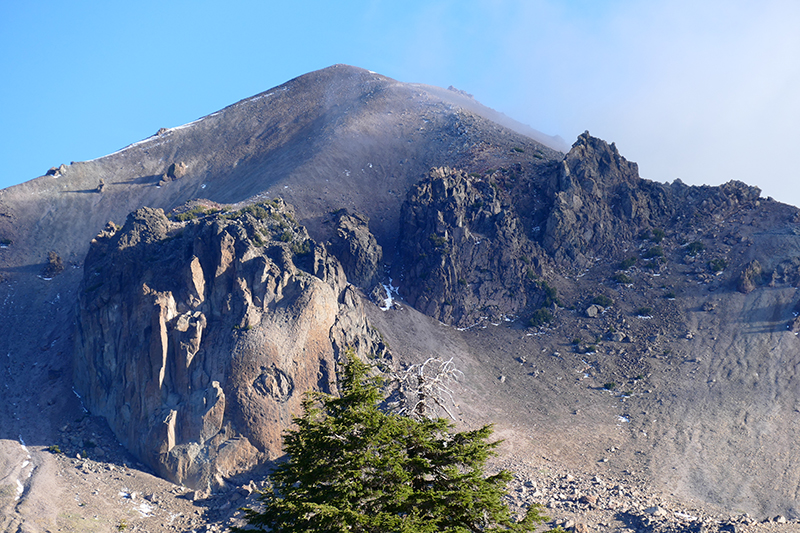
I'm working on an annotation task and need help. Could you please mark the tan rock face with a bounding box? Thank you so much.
[74,202,380,488]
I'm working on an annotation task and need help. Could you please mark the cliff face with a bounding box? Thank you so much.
[397,166,549,327]
[397,133,764,328]
[74,201,382,488]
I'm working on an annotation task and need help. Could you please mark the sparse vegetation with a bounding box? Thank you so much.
[528,308,554,328]
[603,382,617,391]
[592,294,614,307]
[635,307,653,317]
[171,205,219,222]
[612,272,633,284]
[512,147,525,153]
[709,258,727,273]
[536,280,560,307]
[643,246,664,259]
[290,239,313,256]
[651,228,666,243]
[47,444,61,454]
[575,344,597,354]
[428,233,448,249]
[686,241,705,256]
[619,257,637,270]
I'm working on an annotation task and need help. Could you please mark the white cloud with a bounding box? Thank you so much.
[580,2,799,205]
[429,0,800,206]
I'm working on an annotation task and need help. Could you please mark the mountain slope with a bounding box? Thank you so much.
[2,65,800,531]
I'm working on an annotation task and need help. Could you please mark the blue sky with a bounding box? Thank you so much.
[2,1,799,206]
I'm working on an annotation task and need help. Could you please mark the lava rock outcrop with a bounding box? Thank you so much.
[74,201,382,488]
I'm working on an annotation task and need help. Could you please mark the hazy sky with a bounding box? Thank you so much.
[2,1,799,206]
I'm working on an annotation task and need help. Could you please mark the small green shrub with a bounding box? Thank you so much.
[643,246,664,259]
[528,308,554,328]
[686,241,705,256]
[613,272,633,284]
[592,294,614,307]
[428,233,448,248]
[279,231,293,242]
[619,257,637,270]
[0,238,11,246]
[635,307,653,317]
[603,382,617,391]
[651,228,666,243]
[537,280,560,307]
[665,290,677,299]
[47,444,61,454]
[709,258,727,273]
[290,239,313,256]
[512,147,524,153]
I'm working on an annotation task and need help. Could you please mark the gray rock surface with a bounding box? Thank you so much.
[74,201,382,488]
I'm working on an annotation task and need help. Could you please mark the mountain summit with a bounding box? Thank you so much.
[2,65,800,531]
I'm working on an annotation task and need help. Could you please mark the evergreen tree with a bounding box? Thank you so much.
[234,354,551,532]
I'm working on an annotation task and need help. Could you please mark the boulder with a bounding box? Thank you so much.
[40,251,64,279]
[328,209,383,289]
[586,304,603,318]
[737,260,762,293]
[159,161,188,185]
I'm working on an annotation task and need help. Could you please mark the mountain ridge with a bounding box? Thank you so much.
[2,64,800,532]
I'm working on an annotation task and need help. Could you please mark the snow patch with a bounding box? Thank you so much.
[136,502,154,517]
[379,278,399,311]
[73,387,89,413]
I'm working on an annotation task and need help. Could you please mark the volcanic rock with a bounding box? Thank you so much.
[73,201,383,487]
